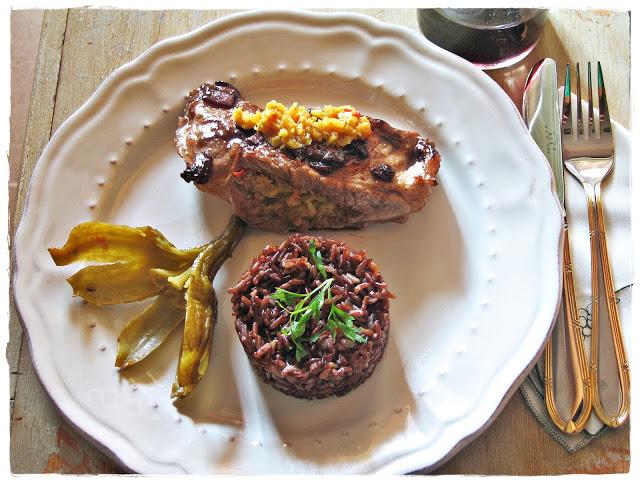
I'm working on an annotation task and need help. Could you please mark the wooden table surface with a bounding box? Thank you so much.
[9,8,630,475]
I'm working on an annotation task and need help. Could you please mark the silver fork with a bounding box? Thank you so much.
[561,62,630,427]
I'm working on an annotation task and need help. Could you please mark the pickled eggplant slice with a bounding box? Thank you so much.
[149,267,193,292]
[68,262,164,306]
[49,222,202,268]
[49,222,203,305]
[116,290,186,368]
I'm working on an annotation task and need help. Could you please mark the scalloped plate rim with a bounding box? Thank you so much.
[13,9,563,474]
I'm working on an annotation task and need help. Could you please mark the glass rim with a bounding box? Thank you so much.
[431,8,548,30]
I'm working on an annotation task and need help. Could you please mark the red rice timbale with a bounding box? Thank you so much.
[229,234,391,399]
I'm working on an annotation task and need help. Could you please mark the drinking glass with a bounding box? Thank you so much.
[417,8,549,70]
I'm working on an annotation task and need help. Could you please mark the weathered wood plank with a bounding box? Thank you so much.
[9,7,45,418]
[9,10,44,226]
[9,9,65,420]
[431,393,629,475]
[12,10,68,233]
[7,9,111,474]
[9,8,630,475]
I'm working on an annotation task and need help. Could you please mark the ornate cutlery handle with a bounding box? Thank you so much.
[589,182,631,427]
[544,225,593,434]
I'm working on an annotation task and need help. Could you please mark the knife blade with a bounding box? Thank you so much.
[523,58,564,209]
[522,58,591,430]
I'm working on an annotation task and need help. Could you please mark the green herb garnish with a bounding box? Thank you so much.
[308,239,327,279]
[272,239,367,362]
[310,305,367,344]
[274,278,333,361]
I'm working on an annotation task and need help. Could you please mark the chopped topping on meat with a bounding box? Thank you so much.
[233,101,372,149]
[343,139,369,159]
[370,163,395,182]
[413,137,435,163]
[200,82,239,108]
[180,151,213,184]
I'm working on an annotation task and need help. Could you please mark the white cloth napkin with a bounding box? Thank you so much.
[520,120,632,452]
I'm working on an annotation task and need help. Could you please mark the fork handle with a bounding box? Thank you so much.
[587,182,631,427]
[544,225,593,434]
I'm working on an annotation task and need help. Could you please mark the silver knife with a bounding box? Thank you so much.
[523,59,564,208]
[522,59,593,434]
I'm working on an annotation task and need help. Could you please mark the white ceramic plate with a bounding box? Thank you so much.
[13,10,563,474]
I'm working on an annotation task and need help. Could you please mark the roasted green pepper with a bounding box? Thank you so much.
[49,216,246,398]
[171,216,245,398]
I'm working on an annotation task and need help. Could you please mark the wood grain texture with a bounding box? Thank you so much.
[430,392,629,475]
[9,8,630,475]
[9,10,44,418]
[9,10,44,225]
[9,9,65,420]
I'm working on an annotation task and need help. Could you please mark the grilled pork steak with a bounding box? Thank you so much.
[175,82,441,232]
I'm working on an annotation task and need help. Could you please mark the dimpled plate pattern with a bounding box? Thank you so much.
[13,10,562,474]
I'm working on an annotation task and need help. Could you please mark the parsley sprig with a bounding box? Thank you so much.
[271,239,367,362]
[310,305,367,344]
[309,240,327,279]
[273,278,333,361]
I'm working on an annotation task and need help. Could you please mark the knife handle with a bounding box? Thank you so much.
[544,225,593,434]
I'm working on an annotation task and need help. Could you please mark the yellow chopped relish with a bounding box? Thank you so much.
[233,101,372,150]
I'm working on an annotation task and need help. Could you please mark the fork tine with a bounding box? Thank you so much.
[597,61,612,136]
[562,64,572,135]
[587,62,595,136]
[576,63,583,136]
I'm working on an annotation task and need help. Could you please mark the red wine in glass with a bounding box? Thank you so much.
[417,9,549,70]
